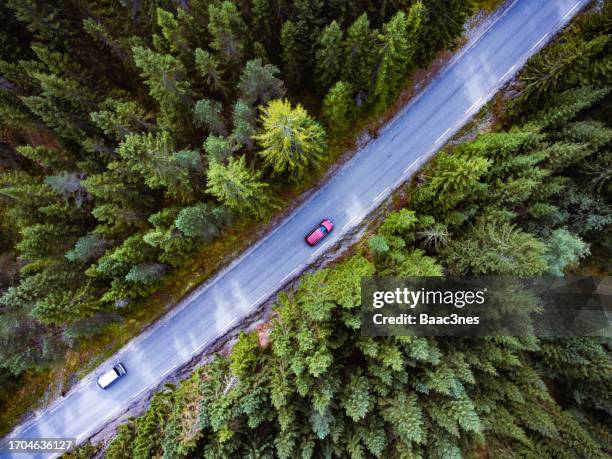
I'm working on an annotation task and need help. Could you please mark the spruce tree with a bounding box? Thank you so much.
[315,21,344,92]
[321,81,354,135]
[373,4,423,108]
[207,1,247,68]
[206,156,276,218]
[254,99,327,182]
[342,14,377,105]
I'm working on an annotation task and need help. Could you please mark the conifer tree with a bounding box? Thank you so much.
[342,14,378,105]
[374,4,423,108]
[207,1,247,67]
[206,156,276,218]
[444,221,548,275]
[156,8,192,56]
[132,46,192,133]
[416,152,491,212]
[237,58,286,106]
[321,81,354,135]
[175,203,231,241]
[255,99,326,182]
[118,131,198,203]
[194,48,229,97]
[315,21,344,91]
[193,98,227,135]
[231,99,256,149]
[544,228,590,276]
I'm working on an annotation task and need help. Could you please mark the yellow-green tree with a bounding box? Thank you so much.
[254,99,326,183]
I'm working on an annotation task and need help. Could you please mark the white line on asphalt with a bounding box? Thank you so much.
[531,33,549,52]
[254,293,268,305]
[16,421,34,435]
[161,367,174,379]
[454,0,519,64]
[193,340,209,354]
[374,187,389,203]
[343,214,364,230]
[404,158,420,173]
[221,317,237,333]
[500,64,517,83]
[435,127,452,144]
[49,400,66,414]
[280,266,300,284]
[310,244,328,259]
[563,2,580,20]
[130,387,148,401]
[465,96,484,115]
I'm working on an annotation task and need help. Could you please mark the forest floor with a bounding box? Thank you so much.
[3,1,514,437]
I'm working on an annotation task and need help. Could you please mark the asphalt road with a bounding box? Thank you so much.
[3,0,588,457]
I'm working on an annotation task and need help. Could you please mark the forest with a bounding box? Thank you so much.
[0,0,477,430]
[66,2,611,457]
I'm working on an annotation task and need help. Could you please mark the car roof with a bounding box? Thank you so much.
[97,368,119,387]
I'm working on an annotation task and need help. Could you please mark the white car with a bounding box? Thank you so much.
[97,363,126,390]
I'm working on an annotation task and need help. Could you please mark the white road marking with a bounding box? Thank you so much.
[160,367,174,379]
[563,2,581,20]
[454,0,519,63]
[500,64,518,83]
[343,216,359,230]
[310,244,328,259]
[531,32,549,52]
[193,340,210,355]
[221,317,237,333]
[280,266,300,284]
[130,387,148,401]
[404,158,420,173]
[254,293,268,305]
[49,400,66,414]
[435,127,452,145]
[374,187,389,203]
[466,96,484,114]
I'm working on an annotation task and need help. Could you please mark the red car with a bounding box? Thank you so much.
[305,219,334,246]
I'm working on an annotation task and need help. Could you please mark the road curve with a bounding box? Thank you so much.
[3,0,588,457]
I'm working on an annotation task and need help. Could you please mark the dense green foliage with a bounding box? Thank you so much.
[71,4,611,457]
[0,0,475,408]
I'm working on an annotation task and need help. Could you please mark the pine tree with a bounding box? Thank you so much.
[415,0,472,64]
[207,1,247,67]
[444,221,548,275]
[117,131,199,203]
[416,152,490,212]
[194,48,229,97]
[254,99,327,182]
[231,99,256,149]
[237,58,285,106]
[280,20,305,88]
[193,98,227,135]
[105,422,136,459]
[543,228,590,276]
[156,8,192,56]
[175,203,231,241]
[132,46,192,133]
[342,14,378,105]
[321,81,354,136]
[373,4,423,108]
[90,99,153,141]
[315,21,344,92]
[82,18,132,69]
[206,156,276,218]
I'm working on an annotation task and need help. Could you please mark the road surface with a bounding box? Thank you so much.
[3,0,588,457]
